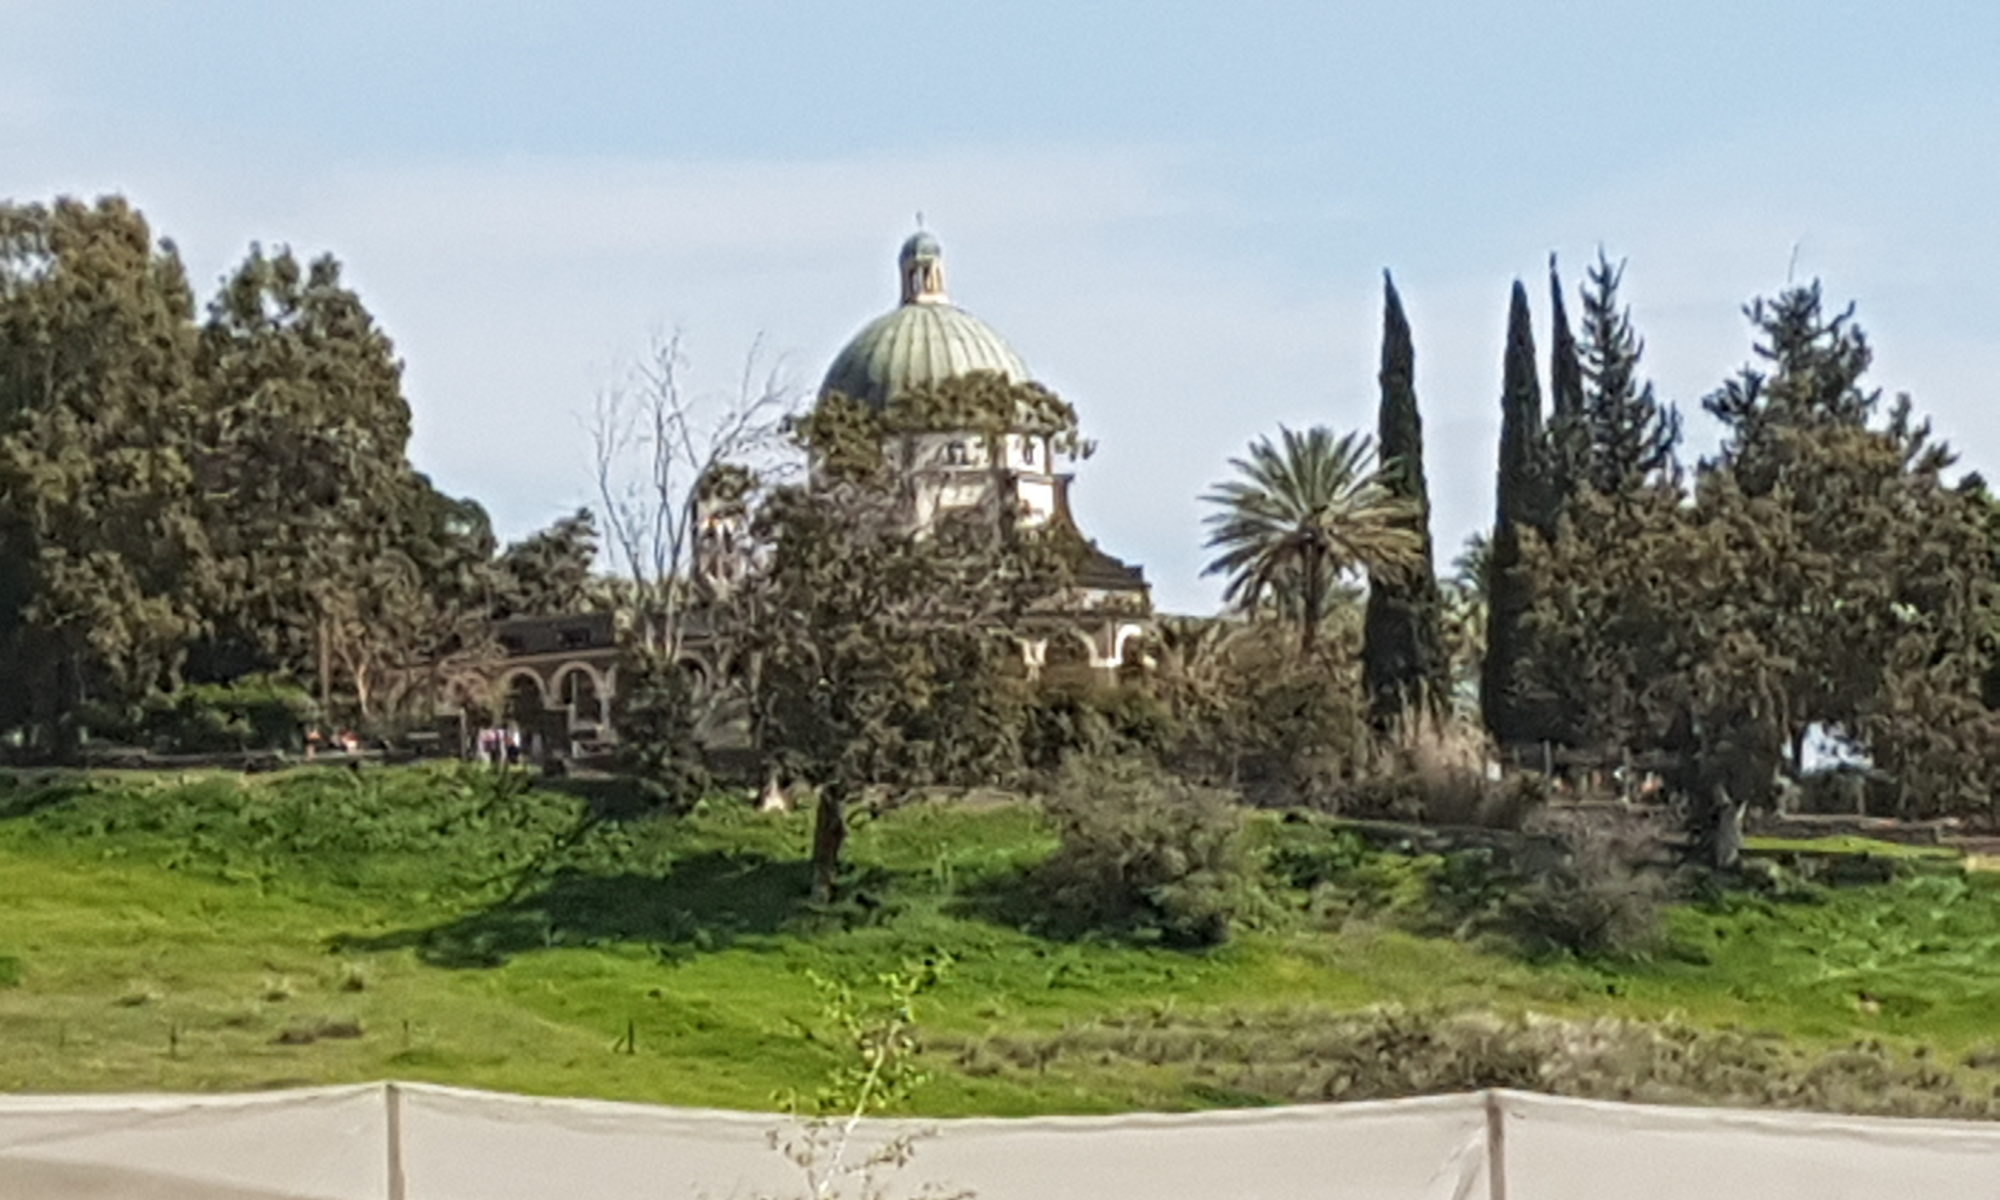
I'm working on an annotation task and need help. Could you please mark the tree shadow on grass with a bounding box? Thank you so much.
[337,850,913,969]
[0,774,98,822]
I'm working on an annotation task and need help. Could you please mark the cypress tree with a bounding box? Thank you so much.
[1481,280,1545,746]
[1362,271,1446,726]
[1545,255,1589,513]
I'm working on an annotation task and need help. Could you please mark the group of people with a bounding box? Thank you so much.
[303,728,363,758]
[474,725,525,766]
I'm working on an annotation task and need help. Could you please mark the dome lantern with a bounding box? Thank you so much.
[820,230,1028,413]
[899,230,948,304]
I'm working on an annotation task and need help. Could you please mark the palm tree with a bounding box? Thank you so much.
[1439,533,1491,718]
[1202,426,1422,652]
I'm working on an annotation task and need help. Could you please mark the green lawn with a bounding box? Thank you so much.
[2,765,1998,1116]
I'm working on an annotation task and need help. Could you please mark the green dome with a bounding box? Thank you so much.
[820,232,1029,412]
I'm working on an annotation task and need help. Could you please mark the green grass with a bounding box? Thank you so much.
[2,765,1998,1116]
[1744,834,1960,860]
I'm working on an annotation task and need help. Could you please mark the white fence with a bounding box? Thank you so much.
[3,1082,1997,1199]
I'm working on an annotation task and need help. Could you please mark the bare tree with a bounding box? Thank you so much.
[590,332,800,658]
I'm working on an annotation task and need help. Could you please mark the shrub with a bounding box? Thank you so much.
[134,676,316,754]
[1337,714,1544,830]
[1022,683,1178,774]
[1261,819,1372,893]
[942,1004,2000,1119]
[1503,812,1667,958]
[612,649,712,808]
[1036,756,1252,947]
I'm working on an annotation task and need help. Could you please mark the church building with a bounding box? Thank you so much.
[482,230,1151,752]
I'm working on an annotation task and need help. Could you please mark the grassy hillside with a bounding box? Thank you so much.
[2,765,1999,1117]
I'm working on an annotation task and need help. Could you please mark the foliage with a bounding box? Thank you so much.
[744,481,1058,898]
[1020,682,1177,775]
[1128,617,1370,802]
[949,1004,2000,1120]
[189,242,447,692]
[1204,426,1421,654]
[1502,812,1668,959]
[1524,284,1999,818]
[0,200,499,753]
[8,767,2000,1115]
[1573,250,1681,496]
[1438,536,1489,719]
[1338,715,1542,831]
[591,331,794,654]
[798,371,1086,470]
[1362,272,1448,725]
[795,958,952,1117]
[12,763,592,895]
[0,197,210,757]
[611,647,712,807]
[131,675,318,753]
[762,958,970,1200]
[1034,756,1252,947]
[492,509,600,619]
[1482,280,1548,745]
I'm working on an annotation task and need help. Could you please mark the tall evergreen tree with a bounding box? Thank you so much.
[1577,251,1680,495]
[1548,257,1585,422]
[1481,281,1545,745]
[1703,281,1879,495]
[1545,255,1589,512]
[1362,271,1447,725]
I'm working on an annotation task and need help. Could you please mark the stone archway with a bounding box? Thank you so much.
[501,671,547,723]
[554,663,606,725]
[1042,629,1097,684]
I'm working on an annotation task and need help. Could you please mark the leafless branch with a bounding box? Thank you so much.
[591,331,802,654]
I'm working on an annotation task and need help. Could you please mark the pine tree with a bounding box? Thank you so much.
[1578,251,1680,495]
[1703,280,1877,495]
[1362,271,1447,726]
[1481,281,1545,746]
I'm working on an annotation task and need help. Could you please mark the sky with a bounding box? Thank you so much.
[7,1,2000,613]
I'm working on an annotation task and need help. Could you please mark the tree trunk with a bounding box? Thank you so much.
[1300,543,1324,654]
[810,783,848,903]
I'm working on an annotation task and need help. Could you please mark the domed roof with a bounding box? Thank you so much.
[820,303,1029,412]
[819,232,1029,412]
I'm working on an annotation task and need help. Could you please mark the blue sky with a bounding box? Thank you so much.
[8,1,2000,611]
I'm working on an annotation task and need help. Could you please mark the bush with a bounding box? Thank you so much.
[1036,756,1252,947]
[132,676,316,753]
[612,649,712,808]
[1503,812,1667,958]
[1334,714,1544,830]
[1022,683,1178,774]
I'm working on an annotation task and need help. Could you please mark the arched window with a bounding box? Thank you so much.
[944,440,968,466]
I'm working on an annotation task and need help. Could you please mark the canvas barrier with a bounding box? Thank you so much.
[3,1083,1997,1199]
